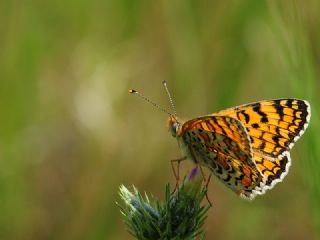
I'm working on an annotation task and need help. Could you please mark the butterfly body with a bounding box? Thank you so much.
[168,99,311,200]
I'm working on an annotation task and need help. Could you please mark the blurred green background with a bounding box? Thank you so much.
[0,0,319,239]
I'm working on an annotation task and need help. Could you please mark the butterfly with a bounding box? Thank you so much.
[130,82,311,200]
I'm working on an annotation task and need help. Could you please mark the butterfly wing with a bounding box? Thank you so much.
[181,115,265,199]
[214,99,310,192]
[253,151,291,191]
[214,99,311,159]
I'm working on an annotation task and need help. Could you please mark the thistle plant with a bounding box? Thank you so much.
[118,167,211,240]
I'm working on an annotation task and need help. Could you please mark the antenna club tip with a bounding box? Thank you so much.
[129,89,137,94]
[162,80,167,85]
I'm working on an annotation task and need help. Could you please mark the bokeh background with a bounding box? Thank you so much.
[0,0,319,239]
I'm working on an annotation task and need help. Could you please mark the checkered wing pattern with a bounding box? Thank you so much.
[181,115,265,199]
[213,99,311,193]
[214,99,311,159]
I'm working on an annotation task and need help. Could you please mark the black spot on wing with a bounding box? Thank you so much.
[258,141,266,151]
[236,110,250,124]
[297,100,307,109]
[274,99,284,120]
[272,135,280,144]
[216,165,223,174]
[299,108,308,120]
[252,103,269,123]
[223,174,231,182]
[261,116,268,123]
[241,110,250,124]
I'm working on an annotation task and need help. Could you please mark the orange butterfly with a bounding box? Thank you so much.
[130,82,311,199]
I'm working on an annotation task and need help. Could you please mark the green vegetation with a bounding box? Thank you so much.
[0,0,319,239]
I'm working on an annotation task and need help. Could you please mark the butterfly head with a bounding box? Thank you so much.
[168,115,181,138]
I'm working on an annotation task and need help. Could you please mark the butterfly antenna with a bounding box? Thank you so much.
[129,89,172,116]
[162,80,178,117]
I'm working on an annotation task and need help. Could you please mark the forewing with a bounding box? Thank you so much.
[214,99,311,159]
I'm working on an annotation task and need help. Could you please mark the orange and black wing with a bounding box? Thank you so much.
[253,151,291,191]
[181,115,265,199]
[214,99,311,159]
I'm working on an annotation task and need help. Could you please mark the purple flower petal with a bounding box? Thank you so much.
[188,167,199,181]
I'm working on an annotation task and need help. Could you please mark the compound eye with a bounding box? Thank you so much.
[173,122,179,132]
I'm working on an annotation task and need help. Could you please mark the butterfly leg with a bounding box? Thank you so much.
[205,173,212,189]
[204,173,213,206]
[198,164,207,182]
[189,148,213,204]
[171,156,187,194]
[189,148,207,182]
[194,164,213,205]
